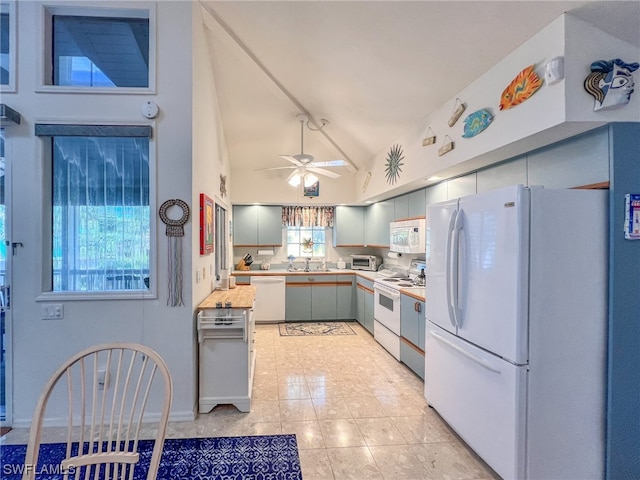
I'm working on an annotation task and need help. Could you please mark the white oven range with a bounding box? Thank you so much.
[373,273,415,360]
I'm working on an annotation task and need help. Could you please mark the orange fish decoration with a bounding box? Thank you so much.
[499,65,543,110]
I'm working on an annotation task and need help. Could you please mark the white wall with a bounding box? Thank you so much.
[230,168,359,206]
[7,1,197,425]
[355,13,639,204]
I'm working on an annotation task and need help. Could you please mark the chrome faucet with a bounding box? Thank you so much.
[304,257,311,272]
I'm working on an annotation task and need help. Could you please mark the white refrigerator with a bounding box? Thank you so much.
[424,185,608,480]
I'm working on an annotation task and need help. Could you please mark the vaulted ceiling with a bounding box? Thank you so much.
[200,1,640,185]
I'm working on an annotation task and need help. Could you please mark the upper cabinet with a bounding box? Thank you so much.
[394,189,426,220]
[333,206,365,247]
[394,194,409,220]
[232,205,282,246]
[407,189,426,218]
[364,200,393,247]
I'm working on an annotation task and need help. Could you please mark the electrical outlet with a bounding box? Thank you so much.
[97,368,108,390]
[41,304,64,320]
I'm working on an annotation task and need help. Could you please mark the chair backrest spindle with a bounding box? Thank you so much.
[22,343,173,480]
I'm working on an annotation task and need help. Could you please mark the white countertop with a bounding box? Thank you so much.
[231,268,425,300]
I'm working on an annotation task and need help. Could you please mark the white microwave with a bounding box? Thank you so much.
[390,218,426,254]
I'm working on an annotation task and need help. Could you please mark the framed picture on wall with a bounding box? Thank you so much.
[303,181,319,197]
[199,193,214,254]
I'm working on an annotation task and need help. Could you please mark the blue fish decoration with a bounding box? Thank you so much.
[462,109,493,138]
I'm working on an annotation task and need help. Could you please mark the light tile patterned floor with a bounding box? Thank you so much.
[2,322,499,479]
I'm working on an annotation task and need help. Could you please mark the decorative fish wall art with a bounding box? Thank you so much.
[499,65,543,110]
[462,109,494,138]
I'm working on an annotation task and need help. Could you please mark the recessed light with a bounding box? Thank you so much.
[427,176,441,181]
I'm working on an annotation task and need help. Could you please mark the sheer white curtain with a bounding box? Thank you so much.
[51,136,150,292]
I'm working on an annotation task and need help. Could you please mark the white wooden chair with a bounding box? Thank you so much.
[22,342,173,480]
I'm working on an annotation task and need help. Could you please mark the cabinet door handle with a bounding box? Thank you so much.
[414,302,421,313]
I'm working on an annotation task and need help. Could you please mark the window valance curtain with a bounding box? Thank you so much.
[282,206,334,227]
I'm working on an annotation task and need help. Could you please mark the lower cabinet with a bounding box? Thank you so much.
[400,293,425,379]
[337,277,354,319]
[355,276,375,335]
[286,283,312,320]
[285,275,354,321]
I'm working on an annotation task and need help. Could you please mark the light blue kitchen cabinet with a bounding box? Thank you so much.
[364,203,378,246]
[377,199,394,247]
[232,205,258,245]
[365,200,393,247]
[336,276,354,319]
[232,205,282,246]
[363,287,375,335]
[394,190,426,220]
[527,128,609,189]
[333,206,365,246]
[425,182,448,207]
[394,194,409,220]
[447,173,477,200]
[355,276,374,334]
[407,189,426,218]
[257,205,283,245]
[400,293,425,378]
[355,285,364,326]
[285,275,344,321]
[312,283,338,320]
[285,283,312,321]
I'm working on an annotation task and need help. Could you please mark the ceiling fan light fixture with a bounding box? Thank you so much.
[304,173,318,187]
[288,172,302,187]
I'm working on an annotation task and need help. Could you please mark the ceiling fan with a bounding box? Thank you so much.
[262,114,348,187]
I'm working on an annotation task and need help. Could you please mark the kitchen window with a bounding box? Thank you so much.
[36,124,154,296]
[287,227,326,258]
[282,205,334,258]
[41,5,155,91]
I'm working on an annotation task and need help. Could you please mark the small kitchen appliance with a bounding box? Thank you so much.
[408,259,426,286]
[390,218,426,254]
[350,254,382,271]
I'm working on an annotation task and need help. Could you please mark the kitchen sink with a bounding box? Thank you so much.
[286,267,334,272]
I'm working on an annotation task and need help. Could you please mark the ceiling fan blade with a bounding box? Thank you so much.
[308,159,348,168]
[279,155,306,166]
[307,167,341,179]
[255,166,296,172]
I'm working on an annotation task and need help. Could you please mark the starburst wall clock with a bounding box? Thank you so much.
[384,144,404,185]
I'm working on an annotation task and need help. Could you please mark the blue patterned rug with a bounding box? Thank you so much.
[0,434,302,479]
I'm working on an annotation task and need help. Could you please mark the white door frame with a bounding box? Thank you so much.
[1,127,13,427]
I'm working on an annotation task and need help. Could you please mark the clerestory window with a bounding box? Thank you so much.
[42,5,155,91]
[36,124,153,295]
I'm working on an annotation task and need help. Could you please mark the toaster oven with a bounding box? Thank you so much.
[350,255,382,271]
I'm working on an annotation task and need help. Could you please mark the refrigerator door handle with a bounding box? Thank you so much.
[445,210,458,329]
[451,209,464,328]
[431,330,502,374]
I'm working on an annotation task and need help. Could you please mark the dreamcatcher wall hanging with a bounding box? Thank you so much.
[159,199,190,307]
